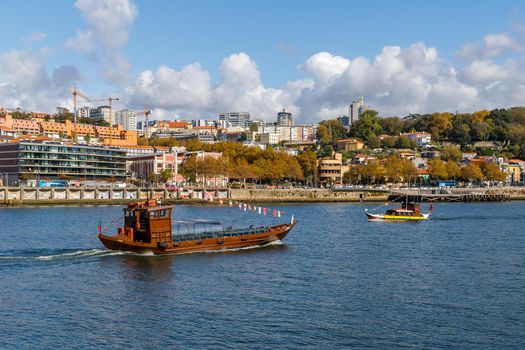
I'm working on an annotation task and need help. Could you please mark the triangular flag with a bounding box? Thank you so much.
[263,208,267,216]
[258,207,261,214]
[229,200,233,207]
[277,211,281,218]
[273,210,277,217]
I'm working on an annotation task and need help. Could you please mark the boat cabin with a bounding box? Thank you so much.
[385,202,421,217]
[118,201,173,245]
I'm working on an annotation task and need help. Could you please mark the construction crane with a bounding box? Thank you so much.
[91,96,120,145]
[71,85,91,142]
[130,107,152,145]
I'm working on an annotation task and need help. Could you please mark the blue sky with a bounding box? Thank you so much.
[1,0,525,121]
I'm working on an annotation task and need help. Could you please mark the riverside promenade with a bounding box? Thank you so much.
[1,186,524,206]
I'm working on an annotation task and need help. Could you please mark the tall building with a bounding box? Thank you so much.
[90,106,113,124]
[348,97,369,125]
[218,112,251,129]
[114,109,137,131]
[277,108,293,126]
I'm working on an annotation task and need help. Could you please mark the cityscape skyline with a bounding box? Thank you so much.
[1,1,525,121]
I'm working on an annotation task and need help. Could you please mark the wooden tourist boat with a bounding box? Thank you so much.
[365,201,431,221]
[98,200,296,254]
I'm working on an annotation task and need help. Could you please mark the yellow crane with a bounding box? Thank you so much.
[91,96,120,145]
[130,107,152,145]
[71,85,91,142]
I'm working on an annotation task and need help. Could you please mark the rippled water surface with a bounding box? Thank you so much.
[0,202,524,349]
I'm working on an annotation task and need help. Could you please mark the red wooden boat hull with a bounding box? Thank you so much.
[99,222,296,255]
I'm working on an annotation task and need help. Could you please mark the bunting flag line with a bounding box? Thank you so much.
[277,210,281,218]
[273,210,277,217]
[263,207,267,216]
[229,200,233,207]
[244,203,247,211]
[258,207,262,214]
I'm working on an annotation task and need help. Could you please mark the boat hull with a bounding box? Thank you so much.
[366,212,430,221]
[99,222,295,255]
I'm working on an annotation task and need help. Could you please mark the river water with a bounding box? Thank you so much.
[0,202,524,349]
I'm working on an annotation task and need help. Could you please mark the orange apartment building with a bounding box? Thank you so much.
[0,113,137,146]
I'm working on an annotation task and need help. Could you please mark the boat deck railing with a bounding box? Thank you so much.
[172,226,271,243]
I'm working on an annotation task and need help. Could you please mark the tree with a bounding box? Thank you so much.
[445,161,460,180]
[428,159,448,180]
[367,135,381,149]
[395,136,417,149]
[380,117,404,136]
[479,161,506,183]
[349,110,383,141]
[460,163,483,183]
[360,160,385,184]
[180,155,197,183]
[159,169,173,183]
[472,121,493,142]
[448,115,471,146]
[428,112,452,140]
[440,145,462,162]
[296,149,318,185]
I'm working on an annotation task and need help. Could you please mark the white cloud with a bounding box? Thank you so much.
[65,30,93,54]
[128,52,307,119]
[457,33,522,60]
[66,0,137,86]
[124,38,525,122]
[0,50,79,112]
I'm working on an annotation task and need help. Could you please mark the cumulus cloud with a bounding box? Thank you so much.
[66,0,137,85]
[128,52,307,119]
[0,50,79,111]
[457,33,522,60]
[124,39,525,122]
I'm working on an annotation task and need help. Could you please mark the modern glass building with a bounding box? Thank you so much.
[0,141,127,185]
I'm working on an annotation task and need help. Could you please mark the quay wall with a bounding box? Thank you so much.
[0,187,229,206]
[1,186,525,206]
[229,189,387,202]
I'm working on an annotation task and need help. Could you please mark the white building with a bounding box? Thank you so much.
[349,96,369,125]
[90,106,113,124]
[115,109,137,131]
[219,112,251,129]
[399,132,432,147]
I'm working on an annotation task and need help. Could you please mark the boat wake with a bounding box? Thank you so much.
[0,248,124,265]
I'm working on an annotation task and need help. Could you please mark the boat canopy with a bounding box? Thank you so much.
[172,219,221,225]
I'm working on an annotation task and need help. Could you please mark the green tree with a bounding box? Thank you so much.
[349,110,383,141]
[380,117,404,136]
[159,168,173,183]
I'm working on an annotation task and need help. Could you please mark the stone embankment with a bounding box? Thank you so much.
[229,188,388,202]
[1,186,524,206]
